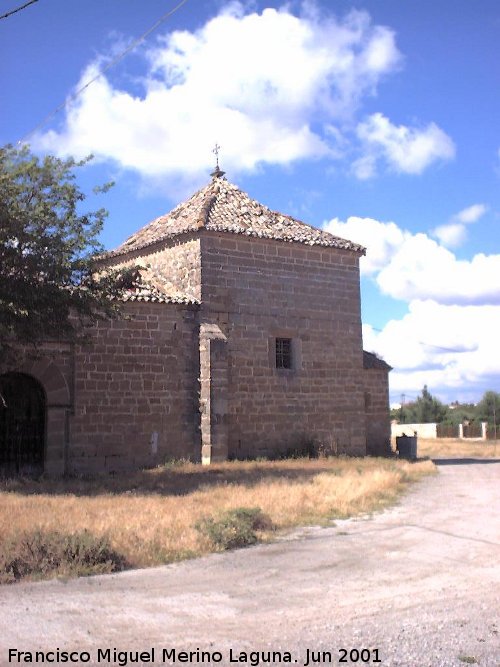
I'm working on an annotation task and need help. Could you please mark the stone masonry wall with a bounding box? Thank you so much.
[0,342,73,474]
[69,302,200,473]
[104,235,202,301]
[199,323,229,464]
[364,369,391,456]
[200,232,366,458]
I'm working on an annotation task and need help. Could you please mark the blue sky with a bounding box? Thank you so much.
[2,0,499,405]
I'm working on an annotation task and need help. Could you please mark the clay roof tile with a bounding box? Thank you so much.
[104,175,365,259]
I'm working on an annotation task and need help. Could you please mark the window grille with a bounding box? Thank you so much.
[275,338,292,369]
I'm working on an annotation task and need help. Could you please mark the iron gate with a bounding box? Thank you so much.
[0,372,45,475]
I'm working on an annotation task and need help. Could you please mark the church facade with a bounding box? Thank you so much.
[0,170,391,475]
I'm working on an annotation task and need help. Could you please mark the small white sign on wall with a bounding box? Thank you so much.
[150,431,158,454]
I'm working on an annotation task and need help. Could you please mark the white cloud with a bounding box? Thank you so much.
[355,112,455,176]
[454,203,487,224]
[432,222,467,248]
[35,4,404,180]
[432,203,487,247]
[325,215,500,305]
[351,155,377,180]
[328,212,499,401]
[325,216,406,275]
[378,236,500,304]
[38,64,327,176]
[363,301,500,403]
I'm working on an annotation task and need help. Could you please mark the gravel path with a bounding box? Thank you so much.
[1,458,499,667]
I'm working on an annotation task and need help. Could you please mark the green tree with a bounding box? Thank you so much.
[0,144,131,359]
[441,402,476,426]
[399,386,449,423]
[476,391,500,427]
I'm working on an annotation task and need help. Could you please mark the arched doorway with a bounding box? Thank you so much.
[0,372,46,475]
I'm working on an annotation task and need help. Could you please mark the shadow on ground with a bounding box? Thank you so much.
[0,461,357,497]
[432,457,500,466]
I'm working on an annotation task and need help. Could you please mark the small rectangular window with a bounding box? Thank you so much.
[275,337,292,369]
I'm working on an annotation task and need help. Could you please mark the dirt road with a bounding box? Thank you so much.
[1,459,499,667]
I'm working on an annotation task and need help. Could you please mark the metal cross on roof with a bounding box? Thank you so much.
[212,143,221,168]
[211,143,225,179]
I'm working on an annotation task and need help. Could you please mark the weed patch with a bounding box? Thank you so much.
[195,507,274,551]
[0,457,435,583]
[0,529,126,584]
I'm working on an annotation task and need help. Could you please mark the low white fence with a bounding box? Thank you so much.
[391,423,437,439]
[391,422,489,440]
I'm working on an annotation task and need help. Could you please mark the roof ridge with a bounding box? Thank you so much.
[102,175,366,259]
[197,180,220,229]
[113,268,200,305]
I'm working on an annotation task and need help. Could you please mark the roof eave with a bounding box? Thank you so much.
[102,227,365,261]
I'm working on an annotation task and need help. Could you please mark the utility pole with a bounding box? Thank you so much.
[400,393,406,423]
[493,398,497,458]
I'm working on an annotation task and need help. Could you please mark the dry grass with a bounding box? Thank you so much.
[408,437,499,460]
[0,456,435,581]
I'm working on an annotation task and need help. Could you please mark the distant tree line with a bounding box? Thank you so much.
[391,385,500,427]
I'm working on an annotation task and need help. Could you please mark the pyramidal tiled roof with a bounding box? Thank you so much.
[109,266,200,305]
[105,173,366,258]
[114,285,198,305]
[363,351,392,371]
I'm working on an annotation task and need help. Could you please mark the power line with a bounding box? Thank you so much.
[18,0,189,144]
[0,0,38,20]
[368,325,466,354]
[367,326,466,403]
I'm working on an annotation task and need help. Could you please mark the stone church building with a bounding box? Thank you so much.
[0,167,391,475]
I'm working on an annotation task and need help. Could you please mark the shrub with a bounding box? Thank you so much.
[280,435,324,459]
[0,529,126,583]
[195,507,274,551]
